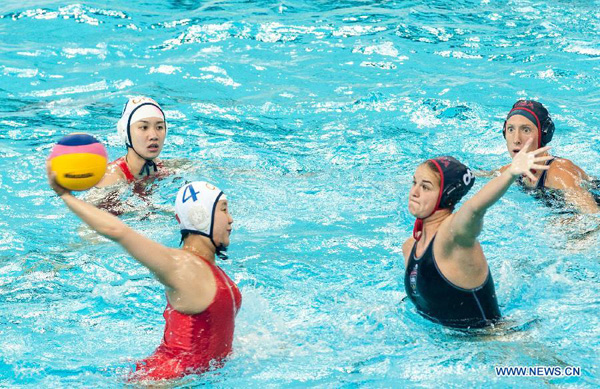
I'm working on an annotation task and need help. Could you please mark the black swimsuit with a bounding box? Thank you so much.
[519,158,600,209]
[404,236,501,328]
[517,157,554,189]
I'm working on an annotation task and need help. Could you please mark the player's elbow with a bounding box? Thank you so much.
[100,224,128,242]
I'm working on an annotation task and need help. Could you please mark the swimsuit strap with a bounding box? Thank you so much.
[190,253,240,312]
[536,157,556,189]
[190,253,229,284]
[516,157,556,189]
[114,157,135,182]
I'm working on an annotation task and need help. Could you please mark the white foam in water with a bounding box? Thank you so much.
[149,65,181,74]
[355,41,400,57]
[26,80,108,97]
[62,44,107,59]
[564,44,600,57]
[2,67,39,78]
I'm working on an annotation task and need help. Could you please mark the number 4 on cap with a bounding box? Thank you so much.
[182,184,200,203]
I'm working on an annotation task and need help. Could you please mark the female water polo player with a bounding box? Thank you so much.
[403,142,551,328]
[501,99,599,213]
[96,96,167,188]
[48,168,241,380]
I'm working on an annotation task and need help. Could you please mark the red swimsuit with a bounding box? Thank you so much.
[111,157,135,182]
[109,157,166,182]
[131,256,242,380]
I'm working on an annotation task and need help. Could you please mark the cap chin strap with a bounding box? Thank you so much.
[208,236,229,260]
[180,230,228,260]
[215,244,229,260]
[413,208,443,242]
[412,207,439,241]
[412,218,424,241]
[140,160,158,176]
[126,147,158,176]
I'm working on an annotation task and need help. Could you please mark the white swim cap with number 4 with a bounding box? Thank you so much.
[175,181,227,239]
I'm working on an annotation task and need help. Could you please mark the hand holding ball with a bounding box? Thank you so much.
[48,133,108,191]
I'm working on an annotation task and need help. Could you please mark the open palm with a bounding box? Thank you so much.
[509,139,553,181]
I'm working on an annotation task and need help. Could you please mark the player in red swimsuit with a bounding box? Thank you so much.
[48,170,241,381]
[96,96,167,188]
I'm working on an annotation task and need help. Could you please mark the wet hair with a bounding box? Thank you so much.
[423,161,441,183]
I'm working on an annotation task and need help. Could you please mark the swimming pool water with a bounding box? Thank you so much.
[1,0,599,387]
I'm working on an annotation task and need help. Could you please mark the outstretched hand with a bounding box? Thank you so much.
[508,139,553,181]
[46,161,70,197]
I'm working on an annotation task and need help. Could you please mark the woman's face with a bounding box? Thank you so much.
[129,117,166,160]
[212,200,233,248]
[408,164,441,218]
[505,115,539,157]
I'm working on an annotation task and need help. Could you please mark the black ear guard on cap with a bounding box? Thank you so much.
[430,156,475,210]
[441,181,467,209]
[540,116,554,146]
[503,116,555,147]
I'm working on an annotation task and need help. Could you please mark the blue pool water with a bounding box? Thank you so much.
[1,0,599,387]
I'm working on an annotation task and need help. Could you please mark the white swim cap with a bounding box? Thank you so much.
[117,96,166,148]
[175,181,227,243]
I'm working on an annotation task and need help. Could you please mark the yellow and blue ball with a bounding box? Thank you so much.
[48,133,108,191]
